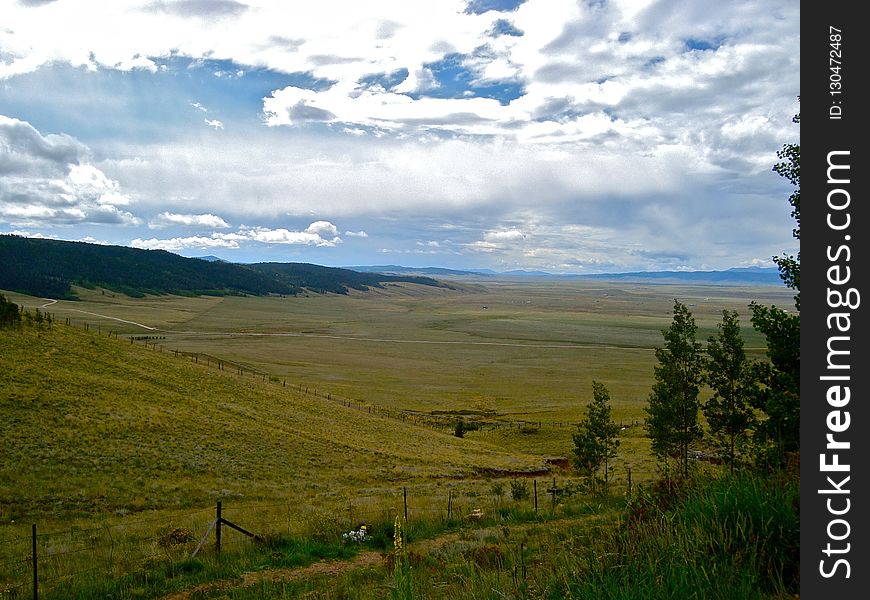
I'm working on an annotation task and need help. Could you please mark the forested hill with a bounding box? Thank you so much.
[0,235,448,299]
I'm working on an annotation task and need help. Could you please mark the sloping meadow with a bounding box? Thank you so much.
[0,323,545,523]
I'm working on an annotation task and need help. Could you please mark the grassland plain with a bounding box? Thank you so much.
[3,280,792,482]
[7,279,790,422]
[0,322,552,521]
[1,279,795,597]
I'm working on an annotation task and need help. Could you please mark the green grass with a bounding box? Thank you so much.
[1,323,551,518]
[7,280,786,429]
[0,279,795,597]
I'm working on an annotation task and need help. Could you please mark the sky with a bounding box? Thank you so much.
[0,0,800,273]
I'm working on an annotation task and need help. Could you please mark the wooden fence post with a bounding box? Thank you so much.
[534,480,538,513]
[216,501,222,556]
[403,487,408,522]
[32,523,38,600]
[627,467,632,495]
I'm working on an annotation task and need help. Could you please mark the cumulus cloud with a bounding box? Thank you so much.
[483,229,525,242]
[0,1,800,271]
[149,212,230,228]
[0,115,140,227]
[345,230,368,237]
[143,0,249,19]
[131,221,343,251]
[131,234,241,251]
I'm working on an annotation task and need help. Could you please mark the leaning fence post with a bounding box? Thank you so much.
[32,523,38,600]
[216,501,222,556]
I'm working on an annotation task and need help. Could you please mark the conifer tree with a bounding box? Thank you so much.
[645,300,703,479]
[749,103,800,467]
[573,380,620,493]
[704,310,757,472]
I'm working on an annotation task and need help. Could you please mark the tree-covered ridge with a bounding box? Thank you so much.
[0,236,448,299]
[247,262,452,295]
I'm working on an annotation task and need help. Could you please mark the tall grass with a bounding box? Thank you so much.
[559,472,800,599]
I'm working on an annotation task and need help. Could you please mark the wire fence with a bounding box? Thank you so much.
[3,317,642,597]
[51,316,647,436]
[0,478,612,599]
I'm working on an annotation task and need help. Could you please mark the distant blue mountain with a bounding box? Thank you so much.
[578,267,782,285]
[195,255,228,263]
[345,265,494,277]
[345,265,783,285]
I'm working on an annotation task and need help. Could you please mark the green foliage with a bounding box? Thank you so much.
[490,482,505,501]
[749,103,801,467]
[749,302,800,464]
[509,479,530,501]
[391,516,413,600]
[704,310,757,472]
[566,473,799,599]
[772,107,800,309]
[573,381,620,492]
[0,235,447,299]
[645,300,703,479]
[0,293,21,328]
[248,262,451,295]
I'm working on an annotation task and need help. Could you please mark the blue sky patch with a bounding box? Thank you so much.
[684,37,725,51]
[465,0,526,15]
[489,19,524,37]
[414,52,524,105]
[358,68,410,91]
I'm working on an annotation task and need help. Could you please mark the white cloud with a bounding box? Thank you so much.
[345,230,368,237]
[0,116,140,227]
[304,220,340,238]
[483,229,525,242]
[131,221,343,251]
[4,230,58,239]
[131,234,241,251]
[0,1,800,271]
[149,212,230,228]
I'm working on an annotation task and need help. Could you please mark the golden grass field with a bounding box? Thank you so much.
[1,278,792,511]
[0,277,794,596]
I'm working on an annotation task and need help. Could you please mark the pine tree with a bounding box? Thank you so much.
[749,102,800,468]
[645,300,703,479]
[704,310,757,473]
[0,294,21,328]
[573,381,620,493]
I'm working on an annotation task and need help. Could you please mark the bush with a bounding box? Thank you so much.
[510,479,530,501]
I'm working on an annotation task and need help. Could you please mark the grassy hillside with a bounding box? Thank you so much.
[0,322,545,522]
[0,235,447,299]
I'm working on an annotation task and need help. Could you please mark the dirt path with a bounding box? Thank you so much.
[158,550,384,600]
[157,514,607,599]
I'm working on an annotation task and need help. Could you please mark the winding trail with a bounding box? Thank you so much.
[157,514,607,599]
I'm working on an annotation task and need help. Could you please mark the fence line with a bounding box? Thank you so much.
[1,476,627,597]
[53,316,646,435]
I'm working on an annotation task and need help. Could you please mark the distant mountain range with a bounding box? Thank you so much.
[346,265,783,285]
[0,236,450,299]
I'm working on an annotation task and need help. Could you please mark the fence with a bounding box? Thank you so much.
[2,317,644,596]
[51,317,647,435]
[0,478,619,599]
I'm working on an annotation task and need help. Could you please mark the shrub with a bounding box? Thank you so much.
[510,479,530,502]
